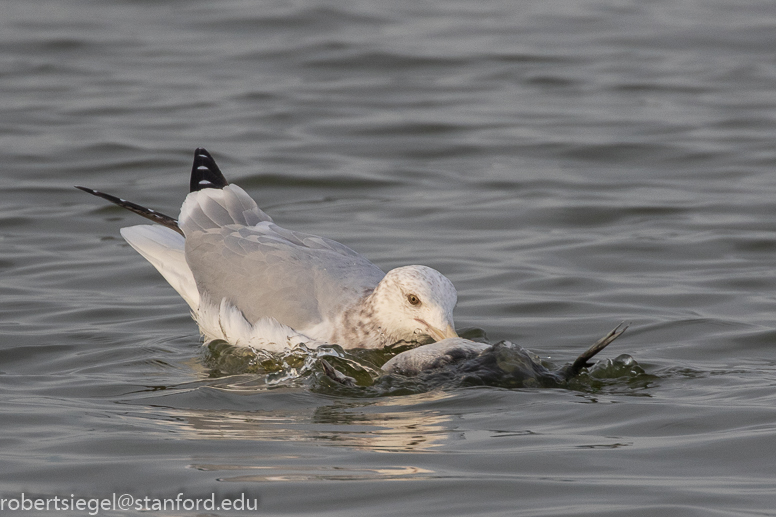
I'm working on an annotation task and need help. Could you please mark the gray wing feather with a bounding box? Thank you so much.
[179,184,272,234]
[224,186,268,226]
[181,187,384,331]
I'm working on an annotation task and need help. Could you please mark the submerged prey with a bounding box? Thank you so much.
[321,324,629,388]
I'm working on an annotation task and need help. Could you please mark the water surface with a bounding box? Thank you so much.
[2,0,776,515]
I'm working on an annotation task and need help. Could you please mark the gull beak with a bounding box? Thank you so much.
[426,322,458,342]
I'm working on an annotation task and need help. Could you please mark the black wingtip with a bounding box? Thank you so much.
[190,148,229,192]
[76,185,184,236]
[75,185,97,195]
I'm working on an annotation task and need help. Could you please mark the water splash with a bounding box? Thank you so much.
[203,334,654,397]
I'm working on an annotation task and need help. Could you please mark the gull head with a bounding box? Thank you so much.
[370,265,458,345]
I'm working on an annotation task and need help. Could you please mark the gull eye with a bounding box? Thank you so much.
[407,294,421,306]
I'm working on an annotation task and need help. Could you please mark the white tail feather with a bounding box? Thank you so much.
[196,295,323,352]
[120,225,199,310]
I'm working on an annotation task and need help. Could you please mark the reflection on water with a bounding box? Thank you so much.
[193,464,436,483]
[141,389,456,454]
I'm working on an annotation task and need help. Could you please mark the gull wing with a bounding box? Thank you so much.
[180,185,385,330]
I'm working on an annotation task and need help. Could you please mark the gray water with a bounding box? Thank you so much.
[2,0,776,515]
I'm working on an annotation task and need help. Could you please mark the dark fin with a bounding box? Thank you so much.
[75,186,184,236]
[319,358,357,387]
[564,322,629,380]
[190,148,228,192]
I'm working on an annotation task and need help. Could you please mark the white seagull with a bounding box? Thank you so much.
[77,148,458,352]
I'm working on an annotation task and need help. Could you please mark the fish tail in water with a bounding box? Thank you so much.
[563,322,629,380]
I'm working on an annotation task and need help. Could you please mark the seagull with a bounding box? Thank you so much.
[77,148,458,352]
